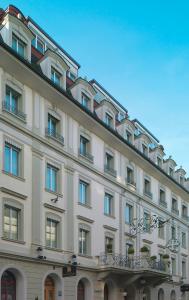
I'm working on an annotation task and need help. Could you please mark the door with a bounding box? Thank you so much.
[1,271,16,300]
[77,280,85,300]
[44,276,55,300]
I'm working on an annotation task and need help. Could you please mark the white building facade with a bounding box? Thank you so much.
[0,5,189,300]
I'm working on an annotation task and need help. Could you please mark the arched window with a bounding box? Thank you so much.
[158,289,164,300]
[170,290,176,300]
[104,283,109,300]
[1,270,16,300]
[77,280,85,300]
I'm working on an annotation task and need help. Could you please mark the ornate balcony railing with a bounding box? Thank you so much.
[45,128,64,145]
[98,253,167,273]
[79,148,94,162]
[126,178,136,187]
[182,214,189,222]
[159,199,167,208]
[144,190,153,198]
[104,165,117,177]
[2,101,26,120]
[171,207,179,216]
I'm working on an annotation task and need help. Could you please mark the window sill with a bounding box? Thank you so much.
[2,237,25,244]
[104,213,115,219]
[78,202,92,209]
[78,254,93,259]
[2,108,27,123]
[45,246,63,252]
[45,188,63,198]
[2,170,25,182]
[45,133,64,146]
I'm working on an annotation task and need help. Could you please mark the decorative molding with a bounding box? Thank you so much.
[158,244,166,249]
[124,232,136,238]
[43,203,65,213]
[77,215,94,223]
[0,187,27,200]
[103,225,117,232]
[142,239,153,245]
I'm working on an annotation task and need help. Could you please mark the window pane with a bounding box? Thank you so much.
[79,181,87,204]
[12,148,19,176]
[4,145,10,173]
[12,36,17,51]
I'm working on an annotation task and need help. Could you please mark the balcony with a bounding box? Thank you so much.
[45,128,64,145]
[143,190,153,199]
[2,101,26,121]
[159,199,167,208]
[98,253,167,274]
[182,214,189,222]
[171,207,179,216]
[78,148,94,163]
[104,165,117,177]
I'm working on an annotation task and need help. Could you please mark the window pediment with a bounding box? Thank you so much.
[99,99,118,115]
[134,132,152,145]
[70,77,96,96]
[38,49,69,72]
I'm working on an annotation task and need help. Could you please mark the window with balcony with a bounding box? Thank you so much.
[142,144,148,156]
[79,225,90,256]
[104,193,113,216]
[46,218,58,248]
[81,93,90,110]
[105,236,114,254]
[126,130,132,144]
[159,189,166,207]
[4,142,20,177]
[182,205,188,221]
[46,114,64,144]
[125,203,133,224]
[126,243,134,258]
[12,34,26,58]
[105,113,113,128]
[143,212,150,233]
[104,153,116,177]
[181,232,186,249]
[3,205,20,241]
[79,180,89,206]
[79,136,93,162]
[180,176,184,185]
[51,67,61,86]
[126,167,135,186]
[172,198,179,215]
[144,178,152,198]
[46,164,58,193]
[3,86,25,120]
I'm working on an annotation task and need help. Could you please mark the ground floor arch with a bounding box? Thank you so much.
[43,273,62,300]
[1,267,25,300]
[77,277,92,300]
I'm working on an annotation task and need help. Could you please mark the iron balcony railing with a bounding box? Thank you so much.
[104,165,117,177]
[171,207,179,215]
[144,190,153,198]
[99,253,167,273]
[159,199,168,208]
[78,148,94,162]
[126,178,136,187]
[2,101,26,120]
[45,128,64,145]
[182,214,189,222]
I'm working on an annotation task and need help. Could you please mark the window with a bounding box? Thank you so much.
[126,243,133,257]
[46,218,58,248]
[157,156,162,167]
[79,180,89,205]
[172,198,178,214]
[171,226,176,239]
[126,130,132,143]
[158,218,165,239]
[105,113,113,128]
[182,205,188,218]
[182,261,186,278]
[104,193,113,216]
[159,189,166,203]
[12,34,26,57]
[46,164,58,192]
[143,212,150,232]
[5,86,20,115]
[125,203,133,224]
[4,142,20,176]
[105,153,114,173]
[32,35,45,53]
[79,228,89,255]
[105,236,114,254]
[4,205,19,240]
[169,167,174,177]
[51,67,61,86]
[126,167,134,185]
[181,232,186,248]
[142,144,148,156]
[81,93,90,109]
[144,178,151,197]
[1,271,16,299]
[171,257,176,275]
[48,114,58,136]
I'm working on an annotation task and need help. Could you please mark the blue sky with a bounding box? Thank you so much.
[1,0,189,174]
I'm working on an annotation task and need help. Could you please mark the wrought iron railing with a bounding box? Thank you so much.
[159,199,167,208]
[104,165,117,177]
[79,148,94,162]
[45,128,64,144]
[182,214,189,222]
[2,101,26,120]
[171,207,179,215]
[144,190,153,198]
[98,253,167,273]
[126,178,136,187]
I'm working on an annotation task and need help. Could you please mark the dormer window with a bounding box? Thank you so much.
[126,130,132,144]
[142,144,148,156]
[105,113,113,128]
[104,152,116,177]
[169,167,174,177]
[180,176,184,185]
[81,93,90,109]
[12,34,26,58]
[32,35,45,54]
[182,205,188,220]
[157,156,162,167]
[51,67,61,86]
